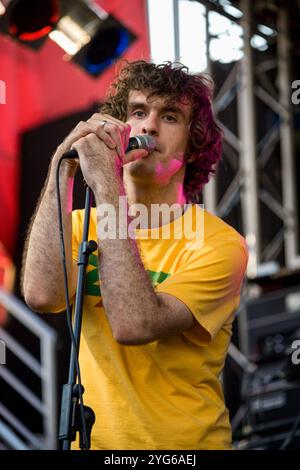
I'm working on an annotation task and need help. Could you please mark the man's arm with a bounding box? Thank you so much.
[95,184,196,345]
[21,153,78,312]
[21,117,119,312]
[98,209,196,345]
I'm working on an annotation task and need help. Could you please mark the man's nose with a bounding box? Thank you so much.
[142,114,159,136]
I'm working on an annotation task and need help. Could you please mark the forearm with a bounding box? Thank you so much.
[100,238,161,344]
[95,189,164,344]
[21,157,75,312]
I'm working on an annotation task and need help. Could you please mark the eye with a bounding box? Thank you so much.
[163,114,177,122]
[132,110,146,118]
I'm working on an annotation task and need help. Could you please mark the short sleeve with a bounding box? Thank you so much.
[155,240,248,346]
[72,210,82,261]
[71,208,98,259]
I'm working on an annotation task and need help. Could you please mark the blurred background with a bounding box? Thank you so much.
[1,0,300,450]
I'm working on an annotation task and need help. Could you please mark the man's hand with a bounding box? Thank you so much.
[59,112,148,193]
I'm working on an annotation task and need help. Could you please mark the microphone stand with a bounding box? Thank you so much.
[57,135,155,448]
[58,186,97,450]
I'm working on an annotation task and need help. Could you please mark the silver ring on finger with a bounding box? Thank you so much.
[100,119,108,129]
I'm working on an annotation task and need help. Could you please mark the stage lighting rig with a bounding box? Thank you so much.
[0,0,136,77]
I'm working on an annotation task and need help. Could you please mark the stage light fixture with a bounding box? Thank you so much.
[50,0,136,77]
[0,0,59,49]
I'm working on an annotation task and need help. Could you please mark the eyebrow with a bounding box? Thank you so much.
[127,102,147,111]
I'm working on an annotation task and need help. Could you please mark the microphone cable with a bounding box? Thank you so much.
[56,155,88,450]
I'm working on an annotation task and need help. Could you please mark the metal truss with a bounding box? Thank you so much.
[200,0,300,275]
[148,0,299,270]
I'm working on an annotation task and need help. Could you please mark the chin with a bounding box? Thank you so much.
[123,157,156,181]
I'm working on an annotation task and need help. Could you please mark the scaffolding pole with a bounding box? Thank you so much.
[203,5,218,213]
[277,5,300,268]
[238,0,261,276]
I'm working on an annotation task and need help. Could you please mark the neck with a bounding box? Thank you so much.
[123,178,187,229]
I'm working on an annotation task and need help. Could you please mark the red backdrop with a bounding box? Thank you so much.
[0,0,150,256]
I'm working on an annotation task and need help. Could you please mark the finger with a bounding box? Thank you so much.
[66,120,90,143]
[89,113,128,129]
[72,133,102,158]
[102,122,125,159]
[83,119,118,150]
[89,114,130,153]
[90,119,125,159]
[125,123,131,149]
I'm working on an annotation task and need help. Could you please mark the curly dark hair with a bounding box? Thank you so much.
[100,60,222,202]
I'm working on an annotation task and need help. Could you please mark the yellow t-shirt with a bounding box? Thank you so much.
[69,204,248,450]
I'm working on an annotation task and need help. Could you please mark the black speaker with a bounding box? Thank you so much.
[245,285,300,364]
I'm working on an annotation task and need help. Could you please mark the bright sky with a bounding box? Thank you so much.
[147,0,270,71]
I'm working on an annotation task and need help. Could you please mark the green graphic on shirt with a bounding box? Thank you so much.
[88,253,98,267]
[147,270,171,286]
[85,253,101,297]
[85,266,101,296]
[84,253,171,300]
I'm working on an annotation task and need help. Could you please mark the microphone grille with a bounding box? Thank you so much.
[136,135,156,152]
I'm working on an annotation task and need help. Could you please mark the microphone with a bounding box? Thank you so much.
[62,135,156,159]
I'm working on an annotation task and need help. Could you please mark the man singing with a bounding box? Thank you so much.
[22,60,248,449]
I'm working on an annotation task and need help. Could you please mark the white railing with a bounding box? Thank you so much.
[0,289,57,449]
